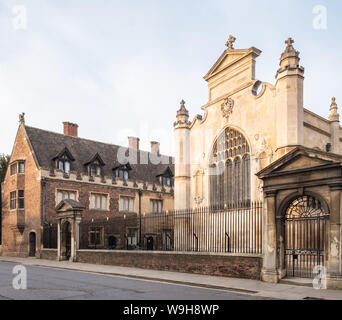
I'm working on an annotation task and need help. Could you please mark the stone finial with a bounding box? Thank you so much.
[225,35,236,50]
[277,36,302,76]
[329,97,339,122]
[174,99,191,128]
[177,100,189,116]
[282,37,298,55]
[285,37,294,47]
[19,112,25,124]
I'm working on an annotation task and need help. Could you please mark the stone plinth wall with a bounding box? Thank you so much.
[76,250,262,280]
[40,249,57,260]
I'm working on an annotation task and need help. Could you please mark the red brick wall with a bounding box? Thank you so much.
[1,125,42,257]
[40,248,57,260]
[43,178,138,249]
[76,250,262,280]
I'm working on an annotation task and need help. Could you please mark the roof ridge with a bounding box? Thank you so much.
[24,125,174,159]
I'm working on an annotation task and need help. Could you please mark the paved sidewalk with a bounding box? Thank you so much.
[0,256,341,300]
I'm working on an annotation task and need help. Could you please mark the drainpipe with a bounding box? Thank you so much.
[138,189,142,249]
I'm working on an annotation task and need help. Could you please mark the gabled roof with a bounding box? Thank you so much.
[24,125,174,184]
[204,47,261,82]
[84,152,105,166]
[113,162,132,171]
[156,166,174,178]
[53,147,75,161]
[257,146,342,179]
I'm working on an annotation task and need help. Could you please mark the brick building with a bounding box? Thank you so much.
[1,115,174,258]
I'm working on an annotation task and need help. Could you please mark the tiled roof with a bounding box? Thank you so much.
[25,126,174,184]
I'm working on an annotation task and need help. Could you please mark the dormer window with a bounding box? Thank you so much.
[162,176,171,187]
[84,153,105,178]
[118,169,129,181]
[58,160,70,174]
[90,164,101,177]
[157,167,174,187]
[113,163,132,183]
[53,147,75,175]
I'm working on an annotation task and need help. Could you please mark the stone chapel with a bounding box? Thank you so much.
[174,36,342,288]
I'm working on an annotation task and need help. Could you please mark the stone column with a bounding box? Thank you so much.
[70,219,75,262]
[57,219,61,261]
[261,190,279,283]
[75,219,81,251]
[174,100,191,210]
[327,184,342,289]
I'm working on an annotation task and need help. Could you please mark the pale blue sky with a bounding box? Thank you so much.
[0,0,341,155]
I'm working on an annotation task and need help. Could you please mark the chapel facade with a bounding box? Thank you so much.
[174,36,342,288]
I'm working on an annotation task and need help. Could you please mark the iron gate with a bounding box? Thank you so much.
[284,196,328,278]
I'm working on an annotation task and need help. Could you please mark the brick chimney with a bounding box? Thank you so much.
[150,141,160,155]
[128,137,140,150]
[63,122,78,137]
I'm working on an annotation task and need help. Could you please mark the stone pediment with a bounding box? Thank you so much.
[56,199,85,213]
[274,154,332,172]
[257,147,342,178]
[204,47,261,82]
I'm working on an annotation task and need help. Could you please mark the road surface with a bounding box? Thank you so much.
[0,261,272,300]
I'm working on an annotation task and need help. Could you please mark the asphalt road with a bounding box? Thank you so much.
[0,261,272,300]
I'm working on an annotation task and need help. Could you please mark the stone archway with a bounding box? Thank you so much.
[61,221,72,260]
[56,199,84,262]
[146,236,154,250]
[29,232,36,257]
[282,195,329,278]
[108,236,117,249]
[257,146,342,288]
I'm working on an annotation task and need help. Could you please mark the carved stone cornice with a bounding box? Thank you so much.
[173,120,191,129]
[329,183,342,192]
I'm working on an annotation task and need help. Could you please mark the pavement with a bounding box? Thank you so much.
[0,256,342,300]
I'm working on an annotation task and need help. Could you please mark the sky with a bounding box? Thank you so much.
[0,0,341,156]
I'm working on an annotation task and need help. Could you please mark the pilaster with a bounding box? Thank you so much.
[326,184,342,288]
[261,190,279,283]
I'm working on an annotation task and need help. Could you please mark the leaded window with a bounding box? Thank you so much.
[210,128,251,207]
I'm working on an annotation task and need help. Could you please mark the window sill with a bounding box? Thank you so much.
[88,245,105,249]
[89,208,109,212]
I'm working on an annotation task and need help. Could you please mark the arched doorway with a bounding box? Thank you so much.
[147,236,154,251]
[284,195,329,278]
[62,221,72,260]
[108,236,117,249]
[29,232,36,257]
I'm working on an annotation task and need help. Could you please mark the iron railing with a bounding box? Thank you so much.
[43,202,263,254]
[156,202,263,254]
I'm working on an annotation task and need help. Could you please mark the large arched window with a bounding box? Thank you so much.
[209,128,251,207]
